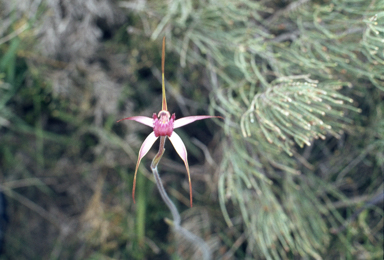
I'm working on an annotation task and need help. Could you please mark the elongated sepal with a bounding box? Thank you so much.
[161,36,167,111]
[132,132,158,203]
[168,131,193,207]
[117,116,154,127]
[173,115,224,129]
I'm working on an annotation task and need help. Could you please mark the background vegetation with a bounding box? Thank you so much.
[0,0,383,259]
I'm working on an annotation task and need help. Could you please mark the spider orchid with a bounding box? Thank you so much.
[118,37,222,207]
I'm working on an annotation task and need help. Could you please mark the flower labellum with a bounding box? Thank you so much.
[117,37,223,207]
[153,111,175,137]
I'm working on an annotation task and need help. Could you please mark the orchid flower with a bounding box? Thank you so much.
[118,37,223,207]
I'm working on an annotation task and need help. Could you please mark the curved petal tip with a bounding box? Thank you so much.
[169,132,193,207]
[132,132,158,203]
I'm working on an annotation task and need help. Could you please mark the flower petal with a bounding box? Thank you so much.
[168,131,193,207]
[132,132,158,203]
[117,116,153,127]
[173,115,223,129]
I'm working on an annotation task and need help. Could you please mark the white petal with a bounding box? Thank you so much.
[117,116,153,127]
[169,131,193,207]
[132,132,158,203]
[174,115,223,129]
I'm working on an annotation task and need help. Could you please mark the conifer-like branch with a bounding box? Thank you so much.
[240,76,360,155]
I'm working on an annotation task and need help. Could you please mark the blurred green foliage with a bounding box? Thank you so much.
[0,0,383,259]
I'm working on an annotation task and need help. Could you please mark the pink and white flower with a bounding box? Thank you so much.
[118,37,222,207]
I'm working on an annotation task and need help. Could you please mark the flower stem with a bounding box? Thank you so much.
[151,136,211,260]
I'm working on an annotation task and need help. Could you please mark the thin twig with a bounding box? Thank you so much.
[0,23,28,45]
[331,192,384,234]
[0,185,60,228]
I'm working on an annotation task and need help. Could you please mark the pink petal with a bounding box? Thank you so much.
[132,132,158,203]
[117,116,153,127]
[168,132,193,207]
[173,115,224,129]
